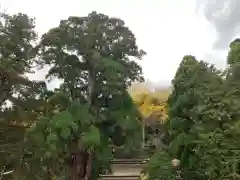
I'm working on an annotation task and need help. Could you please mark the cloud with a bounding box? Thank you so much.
[196,0,240,49]
[27,66,62,90]
[202,50,228,69]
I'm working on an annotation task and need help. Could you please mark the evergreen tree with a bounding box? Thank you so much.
[23,11,145,180]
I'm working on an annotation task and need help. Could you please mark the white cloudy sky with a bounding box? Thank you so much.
[1,0,235,87]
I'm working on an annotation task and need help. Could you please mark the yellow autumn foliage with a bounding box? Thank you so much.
[131,90,169,124]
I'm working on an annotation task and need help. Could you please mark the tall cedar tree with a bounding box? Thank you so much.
[191,39,240,179]
[145,55,224,180]
[28,11,146,180]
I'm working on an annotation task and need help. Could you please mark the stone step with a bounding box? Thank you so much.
[110,158,148,174]
[110,163,145,176]
[100,158,148,180]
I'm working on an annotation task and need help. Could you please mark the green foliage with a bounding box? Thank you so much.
[144,151,176,180]
[22,91,142,179]
[1,10,145,180]
[5,8,240,180]
[0,11,48,179]
[146,43,240,179]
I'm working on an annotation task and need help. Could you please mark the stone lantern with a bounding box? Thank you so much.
[171,158,180,167]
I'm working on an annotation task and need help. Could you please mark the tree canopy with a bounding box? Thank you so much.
[0,11,145,180]
[1,8,240,180]
[145,42,240,180]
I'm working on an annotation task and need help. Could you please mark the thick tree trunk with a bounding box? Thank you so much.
[69,54,95,180]
[69,119,94,178]
[84,152,93,180]
[69,149,93,180]
[69,140,84,180]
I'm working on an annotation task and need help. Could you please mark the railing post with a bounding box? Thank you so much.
[142,121,145,149]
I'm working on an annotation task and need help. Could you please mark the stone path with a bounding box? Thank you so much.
[100,159,148,180]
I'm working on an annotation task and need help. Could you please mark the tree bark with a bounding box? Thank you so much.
[69,51,95,180]
[84,152,93,180]
[69,140,84,180]
[69,150,93,180]
[69,135,94,180]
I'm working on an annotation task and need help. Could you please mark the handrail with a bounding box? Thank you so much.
[110,158,149,164]
[100,175,140,177]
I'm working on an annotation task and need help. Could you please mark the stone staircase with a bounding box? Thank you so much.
[100,158,148,180]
